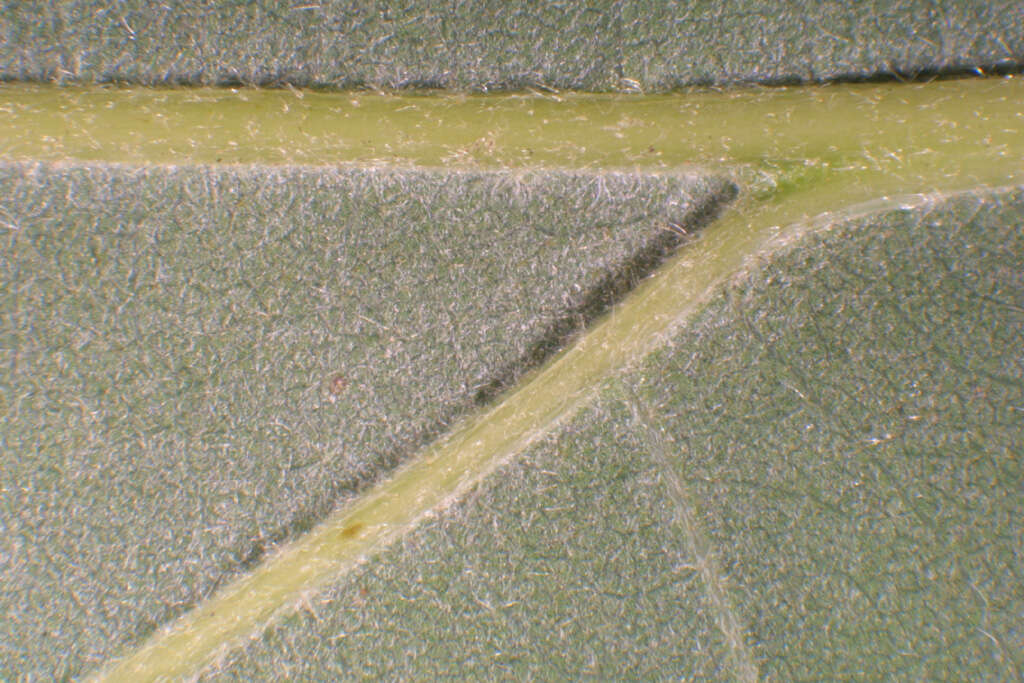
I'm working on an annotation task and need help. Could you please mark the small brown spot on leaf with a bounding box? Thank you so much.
[340,522,364,539]
[329,373,347,395]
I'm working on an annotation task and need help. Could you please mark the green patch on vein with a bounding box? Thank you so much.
[2,76,1018,680]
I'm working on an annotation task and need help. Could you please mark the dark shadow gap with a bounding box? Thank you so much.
[1,61,1021,93]
[472,181,739,406]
